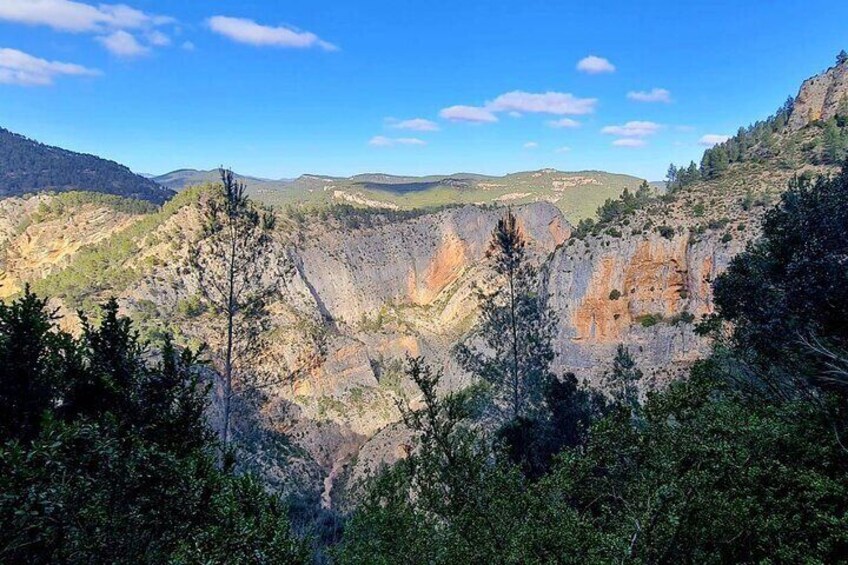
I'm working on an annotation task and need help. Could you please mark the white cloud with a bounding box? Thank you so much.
[486,91,597,115]
[555,146,572,153]
[439,105,498,123]
[0,1,176,57]
[388,118,440,132]
[208,16,337,51]
[601,121,662,137]
[369,136,426,147]
[441,90,596,126]
[181,41,196,51]
[548,118,580,129]
[612,138,646,148]
[0,0,172,32]
[627,88,671,103]
[576,55,615,74]
[98,4,173,28]
[699,134,731,146]
[0,47,99,86]
[523,142,539,149]
[146,30,170,47]
[97,30,149,57]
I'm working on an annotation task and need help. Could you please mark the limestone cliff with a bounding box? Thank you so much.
[0,194,144,298]
[788,53,848,130]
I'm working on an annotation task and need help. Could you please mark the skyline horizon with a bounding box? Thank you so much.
[2,1,847,181]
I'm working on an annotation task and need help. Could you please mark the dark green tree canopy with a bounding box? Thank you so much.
[0,289,306,563]
[0,127,172,204]
[714,165,848,387]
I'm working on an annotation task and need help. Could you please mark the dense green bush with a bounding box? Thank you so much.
[657,225,675,239]
[0,290,307,563]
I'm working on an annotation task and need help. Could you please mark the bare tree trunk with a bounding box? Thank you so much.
[222,223,237,447]
[509,263,519,419]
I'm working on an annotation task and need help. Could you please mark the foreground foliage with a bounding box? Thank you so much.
[0,291,306,563]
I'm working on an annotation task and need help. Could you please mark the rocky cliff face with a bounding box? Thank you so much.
[0,195,143,298]
[545,226,745,386]
[0,179,783,504]
[788,54,848,130]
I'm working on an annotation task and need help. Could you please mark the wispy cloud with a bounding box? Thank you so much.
[627,88,671,103]
[555,146,572,153]
[612,138,646,148]
[548,118,580,129]
[441,90,596,125]
[523,141,539,149]
[181,41,196,51]
[698,134,731,146]
[0,0,175,57]
[576,55,615,74]
[369,136,426,147]
[387,118,440,132]
[439,105,498,123]
[208,16,337,51]
[0,0,172,32]
[0,47,99,86]
[487,91,597,115]
[146,30,171,47]
[97,30,149,57]
[601,121,662,137]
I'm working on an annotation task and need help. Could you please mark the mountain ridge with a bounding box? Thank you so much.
[0,127,174,204]
[153,166,647,223]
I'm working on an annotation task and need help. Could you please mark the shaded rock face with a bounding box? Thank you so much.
[789,55,848,130]
[293,203,569,326]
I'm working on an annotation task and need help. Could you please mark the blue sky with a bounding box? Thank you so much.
[1,0,847,180]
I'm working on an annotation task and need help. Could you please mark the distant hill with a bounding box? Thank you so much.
[152,169,295,194]
[154,167,646,223]
[273,169,647,223]
[0,127,173,204]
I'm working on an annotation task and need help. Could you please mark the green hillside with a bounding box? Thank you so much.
[156,168,647,224]
[0,127,173,204]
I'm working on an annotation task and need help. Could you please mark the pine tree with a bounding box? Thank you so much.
[823,119,846,164]
[604,344,643,415]
[666,163,678,191]
[188,168,280,446]
[456,209,556,420]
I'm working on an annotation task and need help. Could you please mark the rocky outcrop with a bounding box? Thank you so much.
[0,195,142,298]
[788,54,848,130]
[294,203,568,326]
[545,228,747,386]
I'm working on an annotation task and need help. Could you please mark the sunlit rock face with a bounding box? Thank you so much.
[788,55,848,130]
[544,228,748,386]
